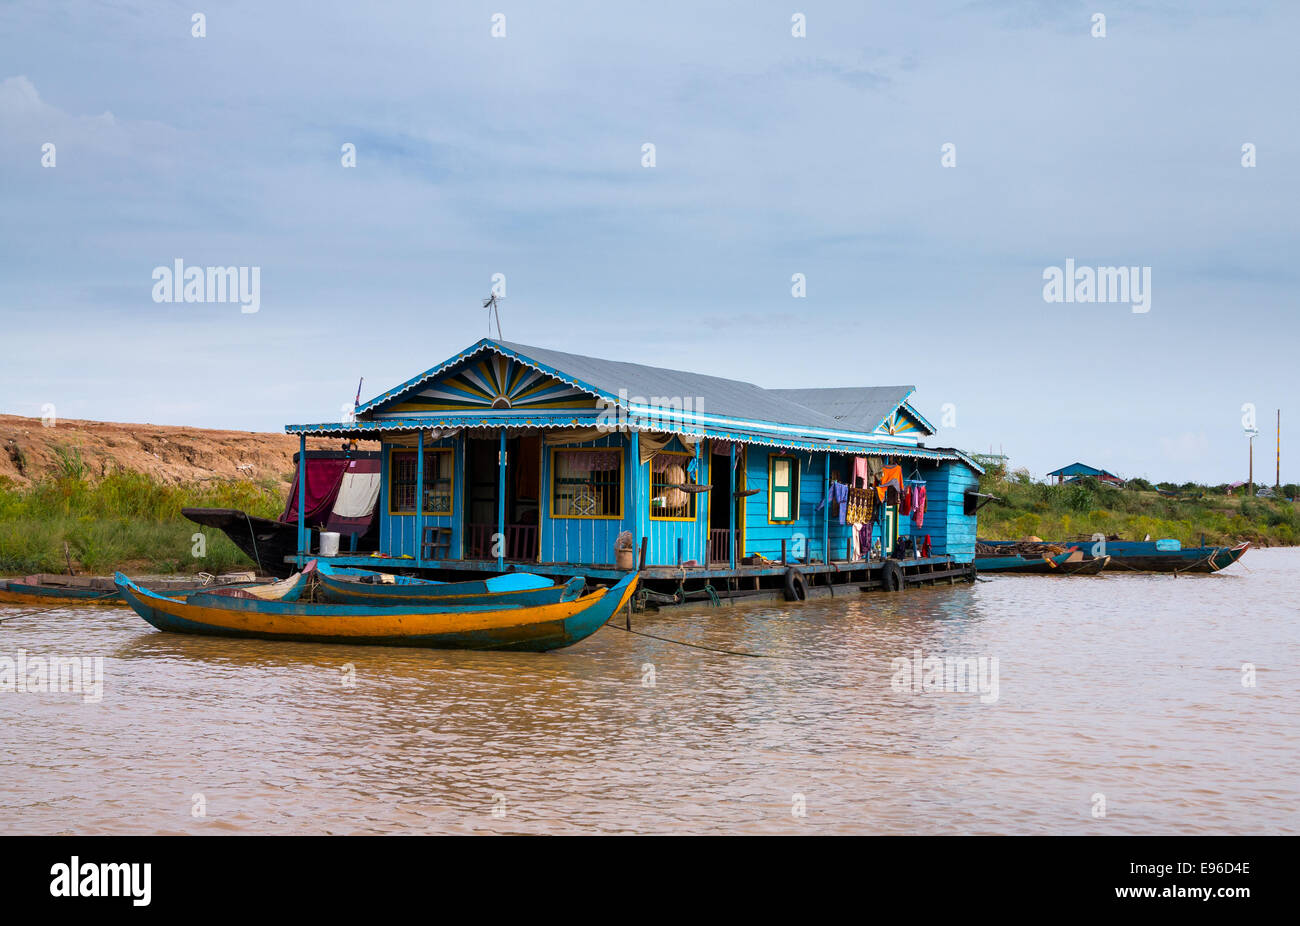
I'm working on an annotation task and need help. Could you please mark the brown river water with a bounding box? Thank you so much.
[2,549,1296,835]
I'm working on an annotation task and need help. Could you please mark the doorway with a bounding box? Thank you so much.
[708,446,745,564]
[462,435,540,561]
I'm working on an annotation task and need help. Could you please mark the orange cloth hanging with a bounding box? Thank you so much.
[877,464,904,502]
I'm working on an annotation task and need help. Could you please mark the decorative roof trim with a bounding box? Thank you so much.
[285,417,981,469]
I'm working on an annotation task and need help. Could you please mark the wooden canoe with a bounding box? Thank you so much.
[0,573,268,608]
[973,550,1080,574]
[0,578,125,607]
[1085,540,1250,573]
[1061,554,1110,575]
[980,538,1251,573]
[114,570,639,652]
[314,561,587,606]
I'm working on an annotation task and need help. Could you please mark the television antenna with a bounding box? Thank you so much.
[483,293,504,340]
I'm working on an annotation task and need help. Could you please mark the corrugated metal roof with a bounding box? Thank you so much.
[767,386,916,434]
[493,340,858,432]
[319,338,980,469]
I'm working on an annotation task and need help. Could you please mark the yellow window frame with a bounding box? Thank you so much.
[549,446,624,520]
[649,449,698,521]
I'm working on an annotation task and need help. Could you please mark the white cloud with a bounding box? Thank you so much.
[1160,431,1210,463]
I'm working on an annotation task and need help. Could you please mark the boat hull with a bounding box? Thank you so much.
[181,509,306,579]
[973,551,1103,575]
[1096,543,1249,573]
[314,563,584,606]
[977,540,1249,573]
[0,582,126,607]
[115,572,638,652]
[0,577,266,608]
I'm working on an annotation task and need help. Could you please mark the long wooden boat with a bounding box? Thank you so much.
[979,539,1250,574]
[314,561,587,606]
[1077,539,1248,573]
[0,573,268,608]
[180,509,308,580]
[973,550,1110,575]
[114,570,639,652]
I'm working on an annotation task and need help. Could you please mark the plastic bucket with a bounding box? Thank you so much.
[319,531,341,557]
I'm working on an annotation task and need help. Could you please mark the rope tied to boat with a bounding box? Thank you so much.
[241,511,265,575]
[604,622,791,659]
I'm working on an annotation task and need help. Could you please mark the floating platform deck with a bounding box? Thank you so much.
[286,553,975,608]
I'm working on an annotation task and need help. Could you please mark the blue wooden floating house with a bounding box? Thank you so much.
[284,339,983,601]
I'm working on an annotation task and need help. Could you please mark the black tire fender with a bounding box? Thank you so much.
[782,567,807,602]
[881,559,904,592]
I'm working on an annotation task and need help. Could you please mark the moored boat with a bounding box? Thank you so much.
[973,548,1110,575]
[114,570,639,652]
[0,573,267,608]
[183,449,383,578]
[979,538,1250,574]
[314,561,587,606]
[1076,539,1249,573]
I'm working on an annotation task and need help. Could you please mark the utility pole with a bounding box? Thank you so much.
[1277,409,1281,488]
[1248,432,1255,496]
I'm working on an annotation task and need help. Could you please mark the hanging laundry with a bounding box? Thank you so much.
[911,484,927,528]
[876,464,903,503]
[852,456,871,488]
[849,521,862,559]
[921,534,932,557]
[817,481,850,524]
[845,486,874,524]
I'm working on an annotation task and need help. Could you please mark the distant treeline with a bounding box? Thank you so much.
[977,464,1299,547]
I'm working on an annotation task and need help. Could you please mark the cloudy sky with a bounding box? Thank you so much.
[1,1,1295,483]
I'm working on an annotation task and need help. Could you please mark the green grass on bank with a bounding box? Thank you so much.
[0,449,285,575]
[977,465,1300,547]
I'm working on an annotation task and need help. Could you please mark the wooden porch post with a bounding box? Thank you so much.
[415,429,425,567]
[823,453,830,565]
[497,429,507,571]
[628,429,641,563]
[696,439,705,563]
[296,434,307,559]
[729,443,737,570]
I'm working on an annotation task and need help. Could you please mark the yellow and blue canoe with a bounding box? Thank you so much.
[314,561,587,607]
[114,570,638,652]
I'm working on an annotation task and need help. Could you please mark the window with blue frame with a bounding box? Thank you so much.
[389,448,454,515]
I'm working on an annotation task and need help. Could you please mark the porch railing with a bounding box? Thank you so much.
[709,529,731,564]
